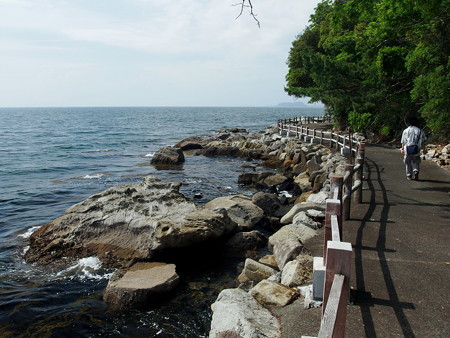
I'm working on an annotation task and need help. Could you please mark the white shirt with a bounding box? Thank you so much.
[401,126,426,147]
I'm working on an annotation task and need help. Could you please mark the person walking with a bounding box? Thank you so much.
[401,117,426,180]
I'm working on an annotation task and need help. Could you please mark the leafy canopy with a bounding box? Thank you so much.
[285,0,450,142]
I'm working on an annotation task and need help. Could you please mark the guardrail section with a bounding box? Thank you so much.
[280,116,365,337]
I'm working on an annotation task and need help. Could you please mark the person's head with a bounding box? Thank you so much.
[406,116,419,127]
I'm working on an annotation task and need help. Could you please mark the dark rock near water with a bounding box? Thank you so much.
[175,136,211,151]
[200,145,241,157]
[222,230,267,258]
[218,133,231,140]
[216,128,248,134]
[239,149,263,160]
[263,173,288,187]
[252,192,282,217]
[238,172,259,186]
[151,146,185,165]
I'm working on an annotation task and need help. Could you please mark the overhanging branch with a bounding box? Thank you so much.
[233,0,260,27]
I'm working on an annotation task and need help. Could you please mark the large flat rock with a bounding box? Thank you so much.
[103,262,180,309]
[25,176,237,266]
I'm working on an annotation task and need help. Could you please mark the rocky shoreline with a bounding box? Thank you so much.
[25,124,351,336]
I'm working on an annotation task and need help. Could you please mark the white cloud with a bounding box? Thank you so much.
[0,0,320,106]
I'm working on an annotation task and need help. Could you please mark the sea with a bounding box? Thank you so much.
[0,106,324,337]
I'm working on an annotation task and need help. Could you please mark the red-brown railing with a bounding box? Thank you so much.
[279,117,366,338]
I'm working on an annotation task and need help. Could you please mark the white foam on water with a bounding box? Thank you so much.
[22,245,30,255]
[56,256,111,280]
[280,191,293,198]
[83,173,104,179]
[18,225,41,239]
[145,152,155,158]
[184,178,200,184]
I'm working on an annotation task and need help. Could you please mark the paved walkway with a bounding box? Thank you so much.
[275,144,450,337]
[343,144,450,337]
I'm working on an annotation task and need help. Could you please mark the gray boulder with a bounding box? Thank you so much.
[241,258,278,283]
[205,195,264,231]
[272,238,304,270]
[306,155,322,173]
[252,192,282,216]
[209,288,281,338]
[103,262,180,309]
[280,255,313,287]
[280,202,325,225]
[174,136,212,150]
[292,211,322,230]
[263,173,289,187]
[249,279,298,307]
[306,190,329,204]
[269,224,317,252]
[222,230,267,258]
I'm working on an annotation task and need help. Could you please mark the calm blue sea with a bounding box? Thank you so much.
[0,106,323,337]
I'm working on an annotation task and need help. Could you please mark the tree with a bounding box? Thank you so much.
[285,0,450,141]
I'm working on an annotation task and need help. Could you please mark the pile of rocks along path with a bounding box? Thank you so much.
[425,143,450,170]
[25,125,349,315]
[170,126,351,336]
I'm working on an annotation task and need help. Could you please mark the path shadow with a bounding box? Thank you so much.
[353,157,415,337]
[416,179,450,185]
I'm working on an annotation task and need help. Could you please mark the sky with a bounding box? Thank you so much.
[0,0,322,107]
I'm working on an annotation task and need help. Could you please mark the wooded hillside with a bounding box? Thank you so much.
[285,0,449,142]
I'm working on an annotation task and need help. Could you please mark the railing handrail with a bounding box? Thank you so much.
[288,116,366,338]
[317,153,364,337]
[277,119,362,157]
[318,274,345,338]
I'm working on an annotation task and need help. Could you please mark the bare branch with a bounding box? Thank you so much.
[233,0,260,27]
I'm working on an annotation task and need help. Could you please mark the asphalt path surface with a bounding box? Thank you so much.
[276,144,450,337]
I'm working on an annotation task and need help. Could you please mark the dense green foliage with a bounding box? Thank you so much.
[285,0,450,142]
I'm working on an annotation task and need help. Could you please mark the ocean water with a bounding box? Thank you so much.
[0,106,324,337]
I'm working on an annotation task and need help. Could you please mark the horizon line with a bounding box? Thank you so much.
[0,104,325,109]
